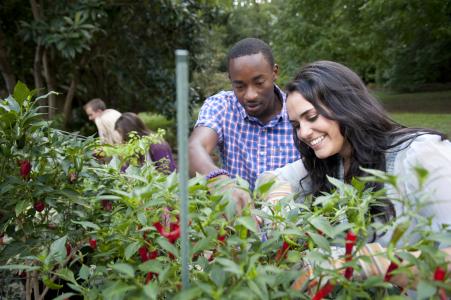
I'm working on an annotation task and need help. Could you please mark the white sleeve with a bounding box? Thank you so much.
[394,135,451,229]
[257,159,310,195]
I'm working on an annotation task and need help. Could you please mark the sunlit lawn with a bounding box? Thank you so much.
[372,89,451,137]
[390,113,451,137]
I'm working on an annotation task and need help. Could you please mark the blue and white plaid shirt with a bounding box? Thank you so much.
[195,86,300,190]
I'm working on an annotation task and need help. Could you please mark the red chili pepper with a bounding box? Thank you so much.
[101,200,113,211]
[65,242,72,257]
[148,250,158,260]
[139,246,158,262]
[34,200,45,212]
[217,234,226,244]
[138,246,149,262]
[312,281,335,300]
[384,258,401,282]
[433,266,447,300]
[434,266,446,281]
[89,239,97,250]
[19,160,31,179]
[153,222,180,244]
[345,230,357,255]
[344,230,357,279]
[275,241,290,262]
[145,272,158,284]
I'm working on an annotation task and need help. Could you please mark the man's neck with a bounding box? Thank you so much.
[259,88,282,124]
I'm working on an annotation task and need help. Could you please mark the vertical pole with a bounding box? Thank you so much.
[175,49,190,288]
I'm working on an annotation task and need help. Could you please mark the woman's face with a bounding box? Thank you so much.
[287,91,349,160]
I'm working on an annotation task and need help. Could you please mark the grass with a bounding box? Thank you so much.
[390,113,451,137]
[371,89,451,136]
[374,90,451,113]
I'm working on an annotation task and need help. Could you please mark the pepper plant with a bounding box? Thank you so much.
[0,83,449,299]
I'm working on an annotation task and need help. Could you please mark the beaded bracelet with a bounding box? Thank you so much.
[205,168,229,180]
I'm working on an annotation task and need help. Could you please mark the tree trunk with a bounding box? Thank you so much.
[63,76,78,129]
[0,28,16,94]
[33,44,44,95]
[63,56,86,129]
[42,48,57,119]
[30,0,47,114]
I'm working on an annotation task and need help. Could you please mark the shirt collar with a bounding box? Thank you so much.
[236,85,287,126]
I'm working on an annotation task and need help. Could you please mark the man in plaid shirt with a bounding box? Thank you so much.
[189,38,299,207]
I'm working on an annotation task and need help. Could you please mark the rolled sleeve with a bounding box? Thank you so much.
[195,93,228,143]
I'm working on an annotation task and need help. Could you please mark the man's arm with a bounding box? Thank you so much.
[188,126,220,177]
[189,126,251,214]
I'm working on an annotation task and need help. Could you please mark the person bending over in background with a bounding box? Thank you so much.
[115,112,176,173]
[189,37,299,209]
[257,60,451,288]
[83,98,122,145]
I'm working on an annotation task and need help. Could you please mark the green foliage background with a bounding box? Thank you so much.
[1,0,450,128]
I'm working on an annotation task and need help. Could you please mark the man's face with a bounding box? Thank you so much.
[85,106,103,121]
[229,53,278,122]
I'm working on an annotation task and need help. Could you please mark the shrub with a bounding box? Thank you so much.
[0,83,449,299]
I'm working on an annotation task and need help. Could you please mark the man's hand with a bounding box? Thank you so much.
[207,175,252,215]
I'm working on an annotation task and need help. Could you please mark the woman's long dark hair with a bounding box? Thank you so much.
[286,61,446,223]
[115,112,150,141]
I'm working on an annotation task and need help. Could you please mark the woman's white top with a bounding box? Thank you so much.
[259,134,451,246]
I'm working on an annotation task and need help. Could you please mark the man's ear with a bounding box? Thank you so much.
[273,64,279,81]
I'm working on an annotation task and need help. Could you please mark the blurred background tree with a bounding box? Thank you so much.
[1,0,450,132]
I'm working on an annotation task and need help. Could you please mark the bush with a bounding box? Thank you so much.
[0,83,449,299]
[138,112,176,148]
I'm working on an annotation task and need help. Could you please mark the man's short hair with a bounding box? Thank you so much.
[84,98,106,111]
[227,38,275,69]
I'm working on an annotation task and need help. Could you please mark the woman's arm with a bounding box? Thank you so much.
[292,243,451,291]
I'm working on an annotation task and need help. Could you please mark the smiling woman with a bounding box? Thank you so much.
[257,60,451,244]
[256,60,451,295]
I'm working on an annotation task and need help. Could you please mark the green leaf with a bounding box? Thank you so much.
[56,268,77,284]
[143,280,158,300]
[210,264,226,287]
[43,276,63,290]
[254,179,275,197]
[124,241,141,260]
[286,250,301,263]
[156,237,179,258]
[236,216,258,233]
[137,212,147,225]
[172,287,203,300]
[15,200,29,216]
[102,281,137,299]
[78,264,91,280]
[215,258,243,276]
[389,221,410,247]
[46,236,68,264]
[111,263,135,278]
[138,260,163,273]
[309,216,335,238]
[416,280,436,299]
[191,236,211,255]
[248,280,266,300]
[308,231,331,252]
[13,81,30,106]
[35,90,59,101]
[71,220,100,230]
[0,264,40,271]
[52,293,76,300]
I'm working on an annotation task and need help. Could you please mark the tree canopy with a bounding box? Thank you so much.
[1,0,450,128]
